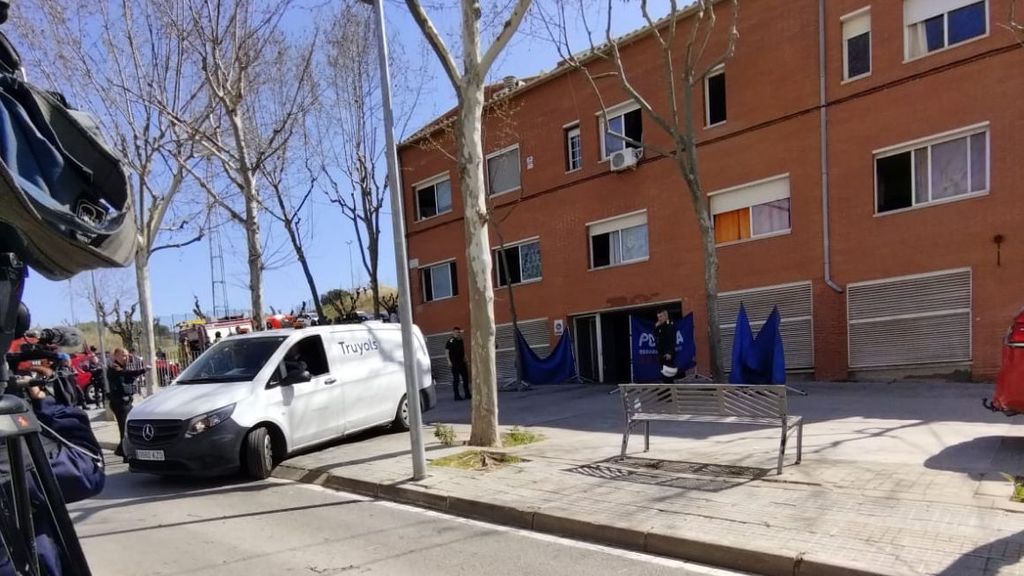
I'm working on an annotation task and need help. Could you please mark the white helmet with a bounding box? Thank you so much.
[661,364,678,378]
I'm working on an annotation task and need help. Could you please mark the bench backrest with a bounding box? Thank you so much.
[619,384,790,419]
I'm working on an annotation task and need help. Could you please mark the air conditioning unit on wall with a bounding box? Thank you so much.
[610,148,641,172]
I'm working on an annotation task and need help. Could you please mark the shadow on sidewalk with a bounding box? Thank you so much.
[934,530,1024,575]
[925,436,1024,478]
[565,455,769,493]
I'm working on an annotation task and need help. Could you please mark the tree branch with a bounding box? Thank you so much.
[404,0,462,87]
[150,232,206,254]
[480,0,534,74]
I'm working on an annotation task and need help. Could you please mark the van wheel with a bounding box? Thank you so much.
[392,395,410,431]
[244,427,274,480]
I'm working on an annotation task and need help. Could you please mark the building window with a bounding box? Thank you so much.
[876,127,988,213]
[842,9,871,80]
[705,67,727,127]
[905,0,987,59]
[711,175,792,244]
[486,145,521,196]
[588,211,649,269]
[565,125,582,172]
[422,261,457,302]
[414,175,452,220]
[599,103,642,160]
[495,240,542,287]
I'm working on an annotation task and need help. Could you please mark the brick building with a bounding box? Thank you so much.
[397,0,1024,383]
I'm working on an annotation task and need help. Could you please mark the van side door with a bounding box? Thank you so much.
[270,334,343,448]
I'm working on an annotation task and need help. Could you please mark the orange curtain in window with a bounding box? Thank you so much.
[714,208,750,243]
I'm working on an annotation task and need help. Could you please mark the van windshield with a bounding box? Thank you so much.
[175,336,287,384]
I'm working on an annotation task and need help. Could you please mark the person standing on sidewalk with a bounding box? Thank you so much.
[654,309,678,384]
[108,348,147,457]
[445,327,471,401]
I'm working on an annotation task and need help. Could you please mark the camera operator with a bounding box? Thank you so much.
[0,382,105,576]
[107,348,147,458]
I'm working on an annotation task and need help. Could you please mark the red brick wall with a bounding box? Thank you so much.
[399,0,1023,380]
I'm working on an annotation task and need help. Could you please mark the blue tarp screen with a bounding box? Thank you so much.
[630,314,696,382]
[515,327,576,385]
[729,304,786,384]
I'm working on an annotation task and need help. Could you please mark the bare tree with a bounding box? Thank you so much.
[320,287,367,321]
[103,299,142,353]
[13,0,210,394]
[316,3,425,316]
[405,0,534,447]
[543,0,738,379]
[1010,1,1024,43]
[158,0,317,332]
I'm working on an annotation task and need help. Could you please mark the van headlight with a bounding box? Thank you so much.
[185,404,235,438]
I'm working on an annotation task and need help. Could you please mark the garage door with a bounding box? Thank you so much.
[718,281,815,372]
[847,268,971,369]
[426,318,549,383]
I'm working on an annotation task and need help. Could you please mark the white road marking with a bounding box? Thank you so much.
[295,482,749,576]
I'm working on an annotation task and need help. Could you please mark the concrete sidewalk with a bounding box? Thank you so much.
[92,382,1024,575]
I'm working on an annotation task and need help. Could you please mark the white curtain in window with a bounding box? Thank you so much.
[435,179,452,212]
[431,265,453,298]
[969,133,987,192]
[620,224,649,261]
[907,22,930,58]
[519,242,541,280]
[487,148,521,194]
[914,148,929,204]
[751,199,791,236]
[930,137,969,200]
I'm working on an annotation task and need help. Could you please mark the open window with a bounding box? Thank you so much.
[422,260,458,302]
[905,0,987,59]
[599,103,642,160]
[279,335,329,379]
[842,8,872,80]
[711,175,792,244]
[589,211,649,269]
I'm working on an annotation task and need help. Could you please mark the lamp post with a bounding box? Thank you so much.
[359,0,427,480]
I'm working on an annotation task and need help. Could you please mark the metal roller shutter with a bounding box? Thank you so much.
[426,318,550,384]
[847,268,972,369]
[718,281,814,371]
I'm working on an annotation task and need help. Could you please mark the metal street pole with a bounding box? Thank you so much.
[346,240,355,290]
[364,0,427,479]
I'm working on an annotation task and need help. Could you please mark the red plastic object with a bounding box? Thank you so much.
[992,310,1024,414]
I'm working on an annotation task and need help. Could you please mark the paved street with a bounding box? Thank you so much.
[69,455,747,576]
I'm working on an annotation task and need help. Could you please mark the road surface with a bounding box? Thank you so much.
[67,455,750,576]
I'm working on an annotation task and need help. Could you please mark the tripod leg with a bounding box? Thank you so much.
[4,436,38,575]
[24,432,93,576]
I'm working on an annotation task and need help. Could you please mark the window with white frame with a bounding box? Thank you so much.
[495,239,542,287]
[876,126,988,214]
[599,103,642,160]
[705,67,727,127]
[414,174,452,220]
[905,0,987,59]
[589,212,649,269]
[486,145,521,196]
[565,124,582,171]
[711,175,792,244]
[422,261,457,302]
[842,9,872,80]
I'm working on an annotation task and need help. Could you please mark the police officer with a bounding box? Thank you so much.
[654,309,677,384]
[445,327,471,401]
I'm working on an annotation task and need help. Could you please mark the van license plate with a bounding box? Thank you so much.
[135,450,165,461]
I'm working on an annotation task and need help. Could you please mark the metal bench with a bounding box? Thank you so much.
[618,383,803,475]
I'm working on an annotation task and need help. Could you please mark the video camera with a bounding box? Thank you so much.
[0,0,136,572]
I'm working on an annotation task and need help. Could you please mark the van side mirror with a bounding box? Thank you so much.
[281,369,312,386]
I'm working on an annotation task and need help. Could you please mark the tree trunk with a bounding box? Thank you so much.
[459,84,501,448]
[134,250,158,395]
[296,244,324,319]
[243,181,265,330]
[695,194,723,381]
[369,236,380,316]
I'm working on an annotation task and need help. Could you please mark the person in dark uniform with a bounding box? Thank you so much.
[654,309,677,384]
[445,326,471,401]
[108,348,147,457]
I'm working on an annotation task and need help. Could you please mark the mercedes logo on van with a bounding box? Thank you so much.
[142,424,155,442]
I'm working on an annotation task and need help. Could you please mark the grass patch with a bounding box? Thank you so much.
[430,450,523,471]
[1002,473,1024,502]
[502,426,543,447]
[433,423,458,446]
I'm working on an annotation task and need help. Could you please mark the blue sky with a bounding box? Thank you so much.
[24,1,675,327]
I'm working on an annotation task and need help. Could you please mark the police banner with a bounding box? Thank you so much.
[630,314,696,382]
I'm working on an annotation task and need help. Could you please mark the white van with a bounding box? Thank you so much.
[123,323,437,479]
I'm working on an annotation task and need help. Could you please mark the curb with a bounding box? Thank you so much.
[272,463,912,576]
